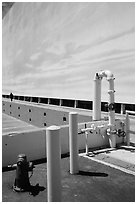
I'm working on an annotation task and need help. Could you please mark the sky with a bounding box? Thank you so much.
[2,2,135,103]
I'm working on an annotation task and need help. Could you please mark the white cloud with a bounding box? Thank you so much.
[30,52,42,61]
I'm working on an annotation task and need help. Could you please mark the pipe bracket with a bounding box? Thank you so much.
[108,90,115,94]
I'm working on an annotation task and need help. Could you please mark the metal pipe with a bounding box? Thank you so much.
[69,112,79,174]
[93,70,116,147]
[93,74,101,120]
[46,126,61,202]
[108,78,115,125]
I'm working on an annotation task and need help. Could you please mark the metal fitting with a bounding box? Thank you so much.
[108,103,115,111]
[116,129,126,137]
[107,128,117,136]
[13,154,34,192]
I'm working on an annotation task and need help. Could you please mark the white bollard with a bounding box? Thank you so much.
[69,112,79,174]
[125,112,130,146]
[46,126,61,202]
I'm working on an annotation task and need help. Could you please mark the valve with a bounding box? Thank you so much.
[108,103,115,111]
[107,127,126,138]
[117,129,126,137]
[13,154,34,192]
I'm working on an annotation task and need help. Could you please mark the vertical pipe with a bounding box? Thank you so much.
[93,75,101,120]
[108,79,115,126]
[108,78,116,148]
[46,126,61,202]
[125,112,130,146]
[69,112,79,174]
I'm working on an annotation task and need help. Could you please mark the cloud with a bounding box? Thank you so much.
[25,63,34,68]
[30,52,42,61]
[2,2,135,103]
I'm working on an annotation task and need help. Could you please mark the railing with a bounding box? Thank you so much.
[2,94,135,114]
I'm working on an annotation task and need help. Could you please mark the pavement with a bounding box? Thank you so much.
[2,113,39,136]
[2,149,135,202]
[83,145,135,173]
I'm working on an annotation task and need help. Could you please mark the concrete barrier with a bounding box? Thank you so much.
[2,128,46,167]
[2,118,123,167]
[2,100,92,128]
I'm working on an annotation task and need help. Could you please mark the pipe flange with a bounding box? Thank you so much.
[108,103,115,111]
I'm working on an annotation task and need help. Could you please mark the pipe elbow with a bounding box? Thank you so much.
[94,70,115,81]
[103,70,114,81]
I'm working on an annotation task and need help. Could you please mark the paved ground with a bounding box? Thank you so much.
[2,113,39,136]
[2,153,135,202]
[83,145,135,173]
[2,105,135,202]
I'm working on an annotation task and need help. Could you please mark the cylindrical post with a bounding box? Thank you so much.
[108,79,115,126]
[69,112,79,174]
[46,126,61,202]
[121,103,125,115]
[74,100,78,108]
[125,112,130,146]
[108,78,116,148]
[93,75,101,120]
[38,97,41,103]
[59,99,63,106]
[85,131,89,155]
[48,98,50,104]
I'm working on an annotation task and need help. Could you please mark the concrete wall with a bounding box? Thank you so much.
[2,119,123,167]
[2,128,46,167]
[2,100,126,167]
[2,100,92,128]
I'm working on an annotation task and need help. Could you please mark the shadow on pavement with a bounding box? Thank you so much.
[78,170,108,177]
[29,184,46,196]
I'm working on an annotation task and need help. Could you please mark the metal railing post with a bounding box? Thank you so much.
[46,126,61,202]
[69,112,79,174]
[121,103,125,114]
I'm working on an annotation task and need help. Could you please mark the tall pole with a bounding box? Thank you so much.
[69,112,79,174]
[108,78,116,148]
[93,74,101,120]
[46,126,61,202]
